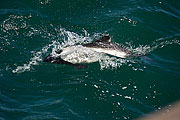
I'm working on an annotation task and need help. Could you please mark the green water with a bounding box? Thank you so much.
[0,0,180,119]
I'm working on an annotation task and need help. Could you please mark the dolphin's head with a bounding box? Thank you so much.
[43,54,54,63]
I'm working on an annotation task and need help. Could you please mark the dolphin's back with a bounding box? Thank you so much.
[83,35,132,58]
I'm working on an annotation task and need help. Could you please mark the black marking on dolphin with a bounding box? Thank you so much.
[43,35,132,68]
[43,54,88,69]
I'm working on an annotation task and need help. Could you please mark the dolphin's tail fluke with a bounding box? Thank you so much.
[140,55,154,63]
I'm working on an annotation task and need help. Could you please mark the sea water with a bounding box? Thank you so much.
[0,0,180,119]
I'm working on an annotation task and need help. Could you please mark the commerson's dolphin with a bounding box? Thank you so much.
[43,35,133,68]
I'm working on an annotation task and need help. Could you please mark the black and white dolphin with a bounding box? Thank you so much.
[43,35,133,68]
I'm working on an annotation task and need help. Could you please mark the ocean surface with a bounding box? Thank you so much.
[0,0,180,119]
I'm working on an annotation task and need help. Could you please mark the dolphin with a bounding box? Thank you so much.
[43,35,132,68]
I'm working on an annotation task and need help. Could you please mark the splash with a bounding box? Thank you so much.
[12,27,92,73]
[1,15,148,73]
[39,0,52,5]
[12,46,48,73]
[11,25,180,73]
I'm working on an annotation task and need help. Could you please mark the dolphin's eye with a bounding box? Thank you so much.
[56,50,62,54]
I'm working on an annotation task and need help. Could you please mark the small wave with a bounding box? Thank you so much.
[125,34,180,55]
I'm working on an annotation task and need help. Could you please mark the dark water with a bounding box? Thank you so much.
[0,0,180,119]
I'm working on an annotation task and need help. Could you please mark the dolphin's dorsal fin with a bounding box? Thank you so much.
[82,35,111,47]
[94,35,110,43]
